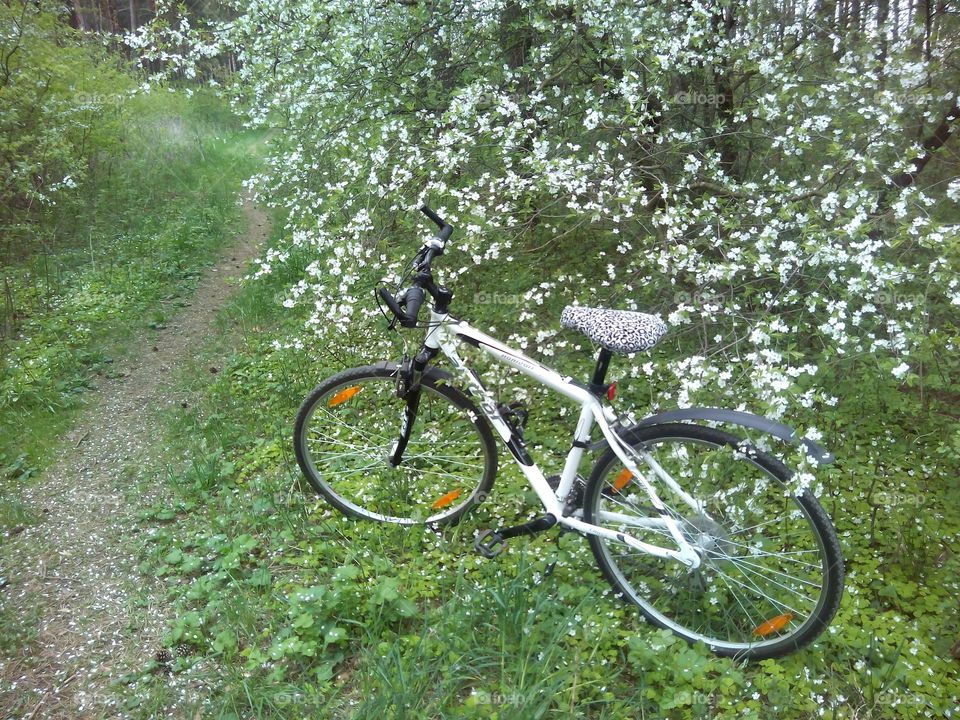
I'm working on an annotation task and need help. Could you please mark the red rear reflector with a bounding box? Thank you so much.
[753,613,793,637]
[432,488,462,509]
[607,381,617,402]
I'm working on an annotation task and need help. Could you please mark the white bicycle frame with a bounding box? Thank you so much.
[422,308,704,569]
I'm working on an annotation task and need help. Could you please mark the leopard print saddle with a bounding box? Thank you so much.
[560,306,668,354]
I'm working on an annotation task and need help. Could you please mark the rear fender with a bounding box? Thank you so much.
[591,407,834,466]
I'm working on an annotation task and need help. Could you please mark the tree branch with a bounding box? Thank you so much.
[887,101,960,193]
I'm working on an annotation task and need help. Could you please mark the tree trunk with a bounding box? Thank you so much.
[877,0,890,70]
[712,4,739,178]
[499,1,532,73]
[71,0,87,31]
[105,0,120,34]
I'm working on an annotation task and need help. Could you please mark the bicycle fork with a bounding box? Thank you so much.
[387,349,437,467]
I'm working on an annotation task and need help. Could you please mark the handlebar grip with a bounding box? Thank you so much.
[401,286,425,327]
[378,287,405,322]
[420,205,445,229]
[421,206,454,248]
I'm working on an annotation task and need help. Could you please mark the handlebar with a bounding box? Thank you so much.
[378,286,425,328]
[421,205,454,243]
[420,205,445,228]
[402,286,426,324]
[378,205,455,328]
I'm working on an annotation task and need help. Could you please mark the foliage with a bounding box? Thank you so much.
[0,87,261,716]
[134,0,959,430]
[2,0,957,716]
[0,0,133,244]
[116,203,960,718]
[116,1,960,716]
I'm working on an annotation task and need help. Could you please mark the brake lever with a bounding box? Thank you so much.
[413,248,432,272]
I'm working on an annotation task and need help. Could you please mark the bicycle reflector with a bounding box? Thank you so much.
[607,381,617,401]
[432,488,462,509]
[328,386,362,407]
[611,468,632,493]
[753,613,793,637]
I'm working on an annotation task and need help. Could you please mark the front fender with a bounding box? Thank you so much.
[591,407,834,466]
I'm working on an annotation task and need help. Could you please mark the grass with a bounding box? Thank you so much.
[2,92,956,719]
[0,90,263,531]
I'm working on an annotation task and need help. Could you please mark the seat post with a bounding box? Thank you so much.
[588,347,613,395]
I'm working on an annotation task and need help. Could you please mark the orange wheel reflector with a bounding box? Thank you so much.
[753,612,793,637]
[328,386,362,407]
[432,488,463,510]
[611,468,633,493]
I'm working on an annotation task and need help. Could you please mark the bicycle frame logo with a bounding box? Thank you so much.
[423,308,705,570]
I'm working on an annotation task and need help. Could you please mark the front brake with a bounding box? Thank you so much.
[395,354,412,398]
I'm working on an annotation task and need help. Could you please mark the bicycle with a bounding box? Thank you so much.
[293,206,845,660]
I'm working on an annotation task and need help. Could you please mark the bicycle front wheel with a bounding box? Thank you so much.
[294,362,497,525]
[583,423,843,660]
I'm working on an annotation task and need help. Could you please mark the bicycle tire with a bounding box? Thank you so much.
[294,361,497,525]
[583,422,844,660]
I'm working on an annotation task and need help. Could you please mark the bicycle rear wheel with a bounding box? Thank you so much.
[583,423,843,660]
[294,362,497,525]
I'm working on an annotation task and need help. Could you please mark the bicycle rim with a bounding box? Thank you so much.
[585,424,841,657]
[295,368,495,524]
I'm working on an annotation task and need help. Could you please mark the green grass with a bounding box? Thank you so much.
[0,89,263,663]
[114,205,960,719]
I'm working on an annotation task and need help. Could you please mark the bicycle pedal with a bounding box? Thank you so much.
[474,529,505,559]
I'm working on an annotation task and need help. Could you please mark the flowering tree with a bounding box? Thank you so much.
[133,0,959,426]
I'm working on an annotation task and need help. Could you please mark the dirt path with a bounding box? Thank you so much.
[0,195,269,719]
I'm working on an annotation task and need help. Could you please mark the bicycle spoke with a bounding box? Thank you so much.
[713,537,823,565]
[296,373,495,526]
[722,550,823,571]
[711,562,806,618]
[727,515,804,537]
[308,448,376,462]
[710,565,768,637]
[719,555,823,588]
[310,409,393,445]
[720,558,820,603]
[403,452,485,469]
[586,426,841,656]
